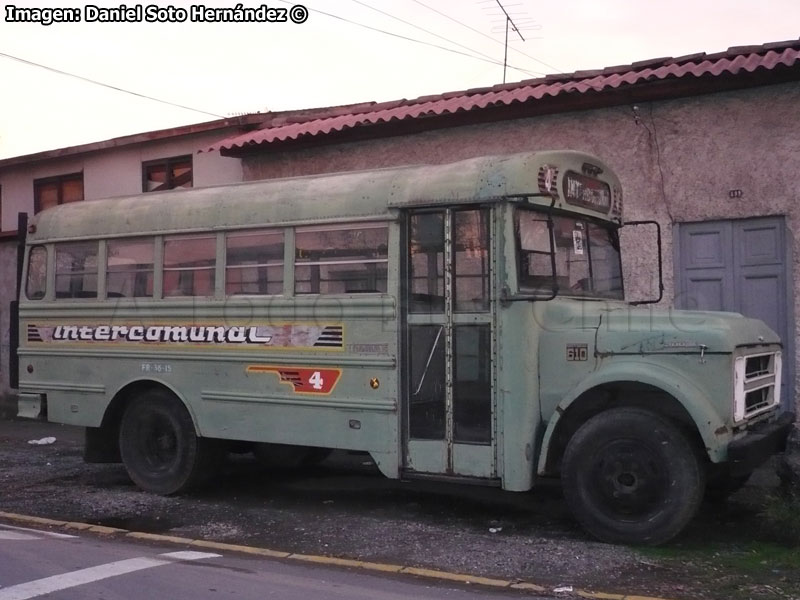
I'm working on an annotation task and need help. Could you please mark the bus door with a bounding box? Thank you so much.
[403,207,495,479]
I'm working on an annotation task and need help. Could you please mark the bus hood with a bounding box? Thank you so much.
[538,301,780,354]
[594,306,780,355]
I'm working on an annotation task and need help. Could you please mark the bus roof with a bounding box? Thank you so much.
[27,150,621,242]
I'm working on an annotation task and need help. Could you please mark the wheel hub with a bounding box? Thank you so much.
[591,441,666,517]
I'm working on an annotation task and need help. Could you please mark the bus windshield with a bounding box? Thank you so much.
[515,208,623,300]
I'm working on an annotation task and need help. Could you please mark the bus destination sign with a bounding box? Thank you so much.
[563,171,611,213]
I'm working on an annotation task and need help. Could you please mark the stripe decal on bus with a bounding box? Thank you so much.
[246,365,342,395]
[23,322,344,350]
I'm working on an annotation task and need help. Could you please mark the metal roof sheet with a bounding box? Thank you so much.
[210,39,800,154]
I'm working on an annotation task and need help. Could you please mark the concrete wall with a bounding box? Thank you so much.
[0,239,17,413]
[242,81,800,409]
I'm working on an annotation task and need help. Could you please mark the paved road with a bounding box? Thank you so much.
[1,417,790,600]
[0,523,546,600]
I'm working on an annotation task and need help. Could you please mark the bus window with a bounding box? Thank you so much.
[163,235,216,297]
[107,238,155,298]
[295,223,388,294]
[55,242,98,299]
[453,324,491,444]
[26,246,47,300]
[226,230,284,296]
[409,212,445,313]
[453,209,490,312]
[516,209,623,300]
[408,325,446,439]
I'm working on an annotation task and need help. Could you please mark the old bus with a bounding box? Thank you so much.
[14,151,793,545]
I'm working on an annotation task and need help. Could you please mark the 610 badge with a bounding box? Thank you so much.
[566,343,589,361]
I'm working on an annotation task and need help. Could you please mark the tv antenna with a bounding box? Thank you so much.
[496,0,524,83]
[480,0,540,83]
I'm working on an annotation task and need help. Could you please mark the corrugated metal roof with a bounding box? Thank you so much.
[210,39,800,154]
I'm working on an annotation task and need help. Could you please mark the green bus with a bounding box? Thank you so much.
[14,150,793,545]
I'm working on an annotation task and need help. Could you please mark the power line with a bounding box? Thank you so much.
[280,0,542,78]
[411,0,563,73]
[0,52,225,119]
[348,0,540,75]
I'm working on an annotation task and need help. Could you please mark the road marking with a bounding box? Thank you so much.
[0,512,680,600]
[0,551,220,600]
[0,524,76,541]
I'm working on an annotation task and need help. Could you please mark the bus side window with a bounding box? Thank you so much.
[409,212,445,313]
[225,229,284,296]
[295,223,388,295]
[26,246,47,300]
[107,238,155,298]
[55,242,98,299]
[163,235,216,297]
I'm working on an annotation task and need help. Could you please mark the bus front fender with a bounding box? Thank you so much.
[536,360,729,476]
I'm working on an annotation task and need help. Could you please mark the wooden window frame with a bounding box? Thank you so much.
[33,173,84,214]
[142,155,193,192]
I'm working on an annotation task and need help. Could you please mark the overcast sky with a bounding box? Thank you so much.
[1,0,798,159]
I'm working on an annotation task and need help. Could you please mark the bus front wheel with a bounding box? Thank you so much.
[561,407,705,545]
[119,390,218,495]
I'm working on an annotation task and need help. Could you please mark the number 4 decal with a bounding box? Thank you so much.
[246,365,342,395]
[309,371,324,390]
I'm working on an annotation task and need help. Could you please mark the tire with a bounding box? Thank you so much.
[562,407,705,545]
[119,389,220,495]
[253,443,332,469]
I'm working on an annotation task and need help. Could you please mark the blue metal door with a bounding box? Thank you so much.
[676,217,792,406]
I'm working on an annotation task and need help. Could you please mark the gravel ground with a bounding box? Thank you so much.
[0,417,795,600]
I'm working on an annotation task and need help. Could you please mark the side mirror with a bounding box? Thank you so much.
[622,220,663,305]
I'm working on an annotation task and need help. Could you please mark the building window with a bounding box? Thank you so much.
[142,155,193,192]
[34,173,84,214]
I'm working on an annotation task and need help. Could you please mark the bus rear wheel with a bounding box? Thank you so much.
[119,389,218,495]
[562,407,705,545]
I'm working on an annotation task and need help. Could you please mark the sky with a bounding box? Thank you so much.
[1,0,799,160]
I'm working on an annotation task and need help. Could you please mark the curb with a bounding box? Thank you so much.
[0,511,674,600]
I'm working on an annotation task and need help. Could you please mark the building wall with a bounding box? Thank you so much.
[0,130,243,232]
[0,239,17,412]
[242,81,800,409]
[0,130,245,403]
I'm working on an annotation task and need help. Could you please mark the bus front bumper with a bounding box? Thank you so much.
[728,411,795,477]
[17,393,47,420]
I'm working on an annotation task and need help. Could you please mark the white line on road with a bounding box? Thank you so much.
[0,551,220,600]
[0,524,76,540]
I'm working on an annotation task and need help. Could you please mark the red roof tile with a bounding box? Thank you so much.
[210,39,800,154]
